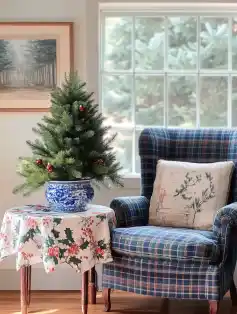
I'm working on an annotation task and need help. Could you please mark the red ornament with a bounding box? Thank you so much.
[94,158,104,165]
[79,105,85,112]
[46,163,53,173]
[36,159,43,165]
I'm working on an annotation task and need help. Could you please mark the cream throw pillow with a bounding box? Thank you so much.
[149,160,234,230]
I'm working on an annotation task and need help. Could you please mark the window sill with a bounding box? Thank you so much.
[122,174,141,190]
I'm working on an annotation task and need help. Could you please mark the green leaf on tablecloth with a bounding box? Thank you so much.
[59,248,67,259]
[58,238,71,246]
[80,240,89,250]
[98,240,107,249]
[35,226,41,234]
[53,218,62,225]
[64,228,74,243]
[46,237,55,247]
[96,214,106,221]
[20,228,37,243]
[45,255,59,265]
[68,256,82,265]
[44,256,51,263]
[52,228,60,238]
[52,256,59,265]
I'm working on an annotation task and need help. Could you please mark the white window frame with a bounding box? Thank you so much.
[98,2,237,181]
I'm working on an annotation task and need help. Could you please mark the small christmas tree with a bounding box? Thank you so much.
[13,73,123,196]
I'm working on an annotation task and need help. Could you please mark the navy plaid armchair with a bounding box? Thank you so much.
[102,128,237,314]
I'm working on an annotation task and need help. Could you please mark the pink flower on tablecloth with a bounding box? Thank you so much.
[75,237,84,246]
[96,247,104,256]
[26,217,38,229]
[10,209,21,214]
[0,233,8,242]
[67,243,79,255]
[18,243,24,252]
[82,227,93,237]
[42,216,52,227]
[48,246,59,257]
[35,205,45,210]
[5,214,12,223]
[21,252,33,260]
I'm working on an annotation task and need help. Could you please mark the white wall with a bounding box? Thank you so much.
[0,0,236,290]
[0,0,140,290]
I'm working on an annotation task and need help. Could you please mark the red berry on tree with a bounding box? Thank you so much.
[94,158,104,165]
[36,159,43,165]
[46,163,53,173]
[79,105,85,112]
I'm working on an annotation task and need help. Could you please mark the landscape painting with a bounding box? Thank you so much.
[0,22,73,112]
[0,39,56,101]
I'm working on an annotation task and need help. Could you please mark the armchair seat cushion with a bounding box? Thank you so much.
[111,226,220,263]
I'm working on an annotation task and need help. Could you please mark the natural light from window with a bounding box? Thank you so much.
[12,310,58,314]
[100,5,237,174]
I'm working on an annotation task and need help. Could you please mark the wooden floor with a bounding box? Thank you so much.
[0,291,232,314]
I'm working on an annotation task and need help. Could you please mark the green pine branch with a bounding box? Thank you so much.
[14,72,124,195]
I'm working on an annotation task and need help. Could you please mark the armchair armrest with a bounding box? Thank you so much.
[110,196,149,227]
[213,202,237,263]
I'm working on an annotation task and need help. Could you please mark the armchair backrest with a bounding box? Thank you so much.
[139,128,237,203]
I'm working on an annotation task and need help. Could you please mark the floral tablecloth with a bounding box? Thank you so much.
[0,204,116,273]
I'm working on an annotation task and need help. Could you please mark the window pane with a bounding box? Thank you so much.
[135,17,165,70]
[112,130,133,173]
[232,77,237,126]
[200,76,227,127]
[168,17,197,70]
[168,76,196,127]
[104,17,132,71]
[135,76,164,126]
[200,17,228,70]
[135,130,142,173]
[102,75,132,124]
[232,18,237,70]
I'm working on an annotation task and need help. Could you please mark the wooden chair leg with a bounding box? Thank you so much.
[208,301,219,314]
[103,288,111,312]
[89,266,96,304]
[20,266,32,314]
[160,298,169,314]
[82,271,89,314]
[230,280,237,314]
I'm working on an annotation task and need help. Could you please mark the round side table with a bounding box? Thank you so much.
[0,204,116,314]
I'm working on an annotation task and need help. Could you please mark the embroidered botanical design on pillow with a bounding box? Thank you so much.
[173,171,215,225]
[155,184,169,225]
[149,160,233,230]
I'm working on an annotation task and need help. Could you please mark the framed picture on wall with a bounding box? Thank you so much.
[0,22,73,112]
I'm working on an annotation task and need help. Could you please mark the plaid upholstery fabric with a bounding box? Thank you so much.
[111,226,220,263]
[103,128,237,302]
[102,255,230,300]
[110,196,149,227]
[139,128,237,201]
[213,202,237,264]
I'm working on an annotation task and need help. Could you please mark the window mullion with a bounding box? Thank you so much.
[99,15,106,114]
[228,16,232,128]
[131,15,136,173]
[228,75,232,128]
[164,16,168,127]
[196,16,200,128]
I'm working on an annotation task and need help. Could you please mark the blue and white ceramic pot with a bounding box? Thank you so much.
[45,180,94,212]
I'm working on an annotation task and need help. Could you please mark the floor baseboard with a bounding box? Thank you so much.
[0,267,102,290]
